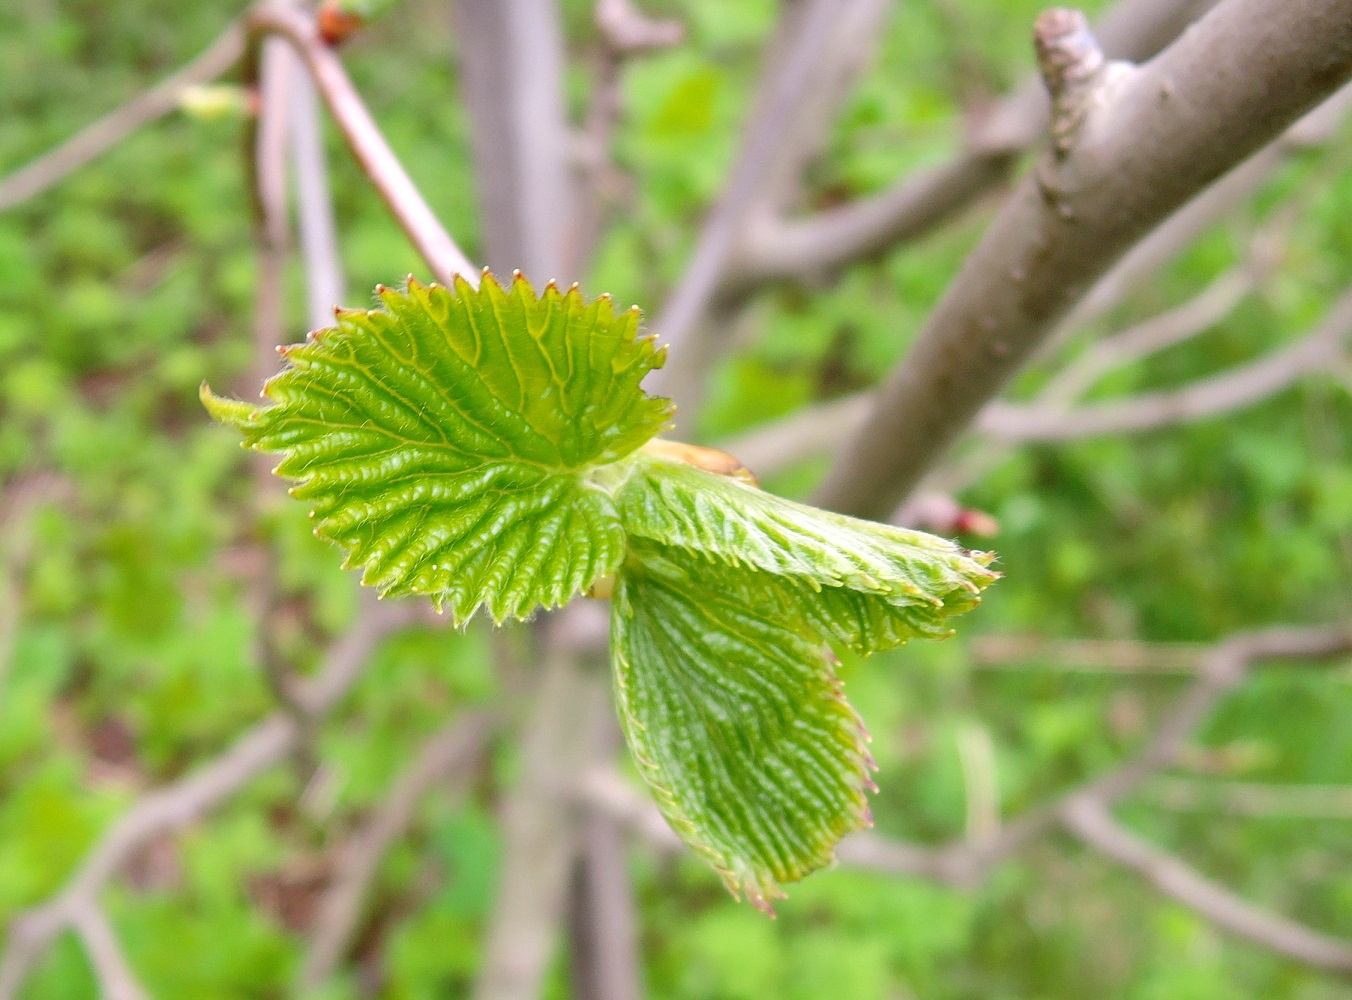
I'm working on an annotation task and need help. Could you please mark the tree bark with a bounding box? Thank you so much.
[813,0,1352,519]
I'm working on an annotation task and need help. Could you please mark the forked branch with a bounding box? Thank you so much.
[815,0,1352,518]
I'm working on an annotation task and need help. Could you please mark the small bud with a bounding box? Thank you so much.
[178,84,252,123]
[317,1,366,45]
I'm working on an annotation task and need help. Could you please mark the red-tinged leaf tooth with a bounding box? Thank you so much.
[750,894,777,918]
[406,274,425,292]
[569,281,580,292]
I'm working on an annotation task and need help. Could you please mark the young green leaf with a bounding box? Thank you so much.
[201,272,672,623]
[619,450,998,619]
[610,494,995,911]
[611,539,879,913]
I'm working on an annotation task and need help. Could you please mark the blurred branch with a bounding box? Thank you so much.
[1145,777,1352,819]
[1063,798,1352,971]
[645,0,885,410]
[719,82,1352,484]
[588,622,1352,961]
[567,810,642,1000]
[244,37,313,732]
[0,23,245,211]
[719,0,1214,292]
[980,284,1352,443]
[572,1,684,272]
[299,711,496,990]
[70,904,151,1000]
[814,0,1352,518]
[594,0,683,53]
[1039,266,1255,405]
[473,653,613,1000]
[247,4,476,284]
[454,0,574,279]
[0,596,419,1000]
[969,635,1206,674]
[289,59,346,330]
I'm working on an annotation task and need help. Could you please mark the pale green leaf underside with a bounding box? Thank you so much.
[620,451,998,634]
[202,273,672,623]
[612,539,882,911]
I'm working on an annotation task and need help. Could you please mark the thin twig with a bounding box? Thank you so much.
[1064,798,1352,971]
[1040,267,1255,405]
[1145,777,1352,819]
[0,23,246,211]
[980,284,1352,443]
[0,597,417,1000]
[969,635,1207,674]
[289,59,346,330]
[588,623,1352,940]
[247,4,476,285]
[644,0,865,410]
[572,1,684,272]
[299,712,496,990]
[70,904,151,1000]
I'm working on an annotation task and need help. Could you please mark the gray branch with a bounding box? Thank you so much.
[0,596,418,1000]
[473,652,614,1000]
[299,712,495,990]
[980,283,1352,442]
[454,0,575,279]
[644,0,884,411]
[0,23,245,211]
[587,624,1352,963]
[814,0,1352,518]
[720,0,1214,291]
[1064,798,1352,971]
[249,5,477,284]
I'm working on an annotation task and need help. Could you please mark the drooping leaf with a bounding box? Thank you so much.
[610,511,995,909]
[619,449,998,625]
[202,272,672,623]
[611,538,881,912]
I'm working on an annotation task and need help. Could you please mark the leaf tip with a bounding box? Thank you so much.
[199,382,257,429]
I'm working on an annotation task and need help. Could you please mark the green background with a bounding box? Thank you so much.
[2,0,1351,996]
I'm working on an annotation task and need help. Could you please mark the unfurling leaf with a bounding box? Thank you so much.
[620,450,997,630]
[202,272,671,623]
[611,470,996,909]
[204,270,998,909]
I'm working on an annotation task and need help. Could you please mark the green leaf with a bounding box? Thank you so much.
[619,450,998,627]
[611,538,880,912]
[610,456,996,906]
[201,272,672,623]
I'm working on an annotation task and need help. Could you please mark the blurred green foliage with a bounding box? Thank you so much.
[2,0,1351,997]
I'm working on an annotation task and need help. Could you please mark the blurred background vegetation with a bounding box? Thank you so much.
[2,0,1352,997]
